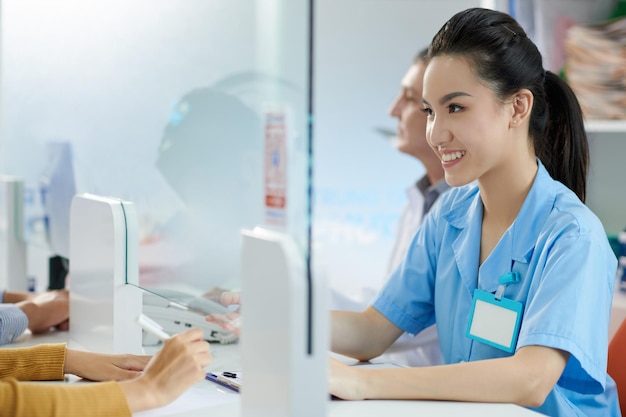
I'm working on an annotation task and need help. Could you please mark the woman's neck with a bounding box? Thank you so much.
[478,154,538,267]
[480,156,538,227]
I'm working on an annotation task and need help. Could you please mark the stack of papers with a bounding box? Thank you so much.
[564,16,626,119]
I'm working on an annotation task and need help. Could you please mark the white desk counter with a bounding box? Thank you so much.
[6,331,545,417]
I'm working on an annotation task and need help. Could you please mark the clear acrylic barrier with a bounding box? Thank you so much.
[0,0,312,302]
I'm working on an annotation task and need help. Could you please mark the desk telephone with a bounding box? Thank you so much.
[142,289,238,344]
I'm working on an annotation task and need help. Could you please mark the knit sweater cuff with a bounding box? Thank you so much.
[2,378,132,417]
[0,343,66,380]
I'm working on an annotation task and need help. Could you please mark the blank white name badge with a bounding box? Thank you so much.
[466,289,523,353]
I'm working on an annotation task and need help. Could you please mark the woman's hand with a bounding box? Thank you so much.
[64,349,151,381]
[328,357,368,401]
[120,328,212,412]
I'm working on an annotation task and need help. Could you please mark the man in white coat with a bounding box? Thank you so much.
[332,48,449,367]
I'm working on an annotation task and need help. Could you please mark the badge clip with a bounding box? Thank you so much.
[495,271,520,300]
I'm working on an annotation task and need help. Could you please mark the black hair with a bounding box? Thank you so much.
[428,8,589,202]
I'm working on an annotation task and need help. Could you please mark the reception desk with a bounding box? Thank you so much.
[7,331,545,417]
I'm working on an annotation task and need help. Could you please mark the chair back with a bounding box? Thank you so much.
[609,317,626,416]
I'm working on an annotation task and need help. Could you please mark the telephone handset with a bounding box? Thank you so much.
[142,289,238,344]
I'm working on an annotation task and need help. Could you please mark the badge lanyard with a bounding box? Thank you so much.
[466,271,523,353]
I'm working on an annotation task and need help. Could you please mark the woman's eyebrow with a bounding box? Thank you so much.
[423,91,472,106]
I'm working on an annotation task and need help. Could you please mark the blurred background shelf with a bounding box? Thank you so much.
[585,120,626,133]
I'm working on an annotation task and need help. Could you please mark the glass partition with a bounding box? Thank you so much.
[0,0,312,306]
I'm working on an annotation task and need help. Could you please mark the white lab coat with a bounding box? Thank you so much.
[330,176,448,366]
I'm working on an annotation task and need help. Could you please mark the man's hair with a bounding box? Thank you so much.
[413,47,429,64]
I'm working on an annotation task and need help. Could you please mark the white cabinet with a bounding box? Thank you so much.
[585,123,626,236]
[586,120,626,133]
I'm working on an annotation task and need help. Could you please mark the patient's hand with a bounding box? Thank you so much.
[17,290,70,333]
[219,291,241,307]
[205,291,241,336]
[200,287,227,304]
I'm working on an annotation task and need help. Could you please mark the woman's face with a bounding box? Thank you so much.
[422,56,515,187]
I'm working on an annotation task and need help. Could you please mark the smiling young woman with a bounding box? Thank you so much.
[328,8,620,417]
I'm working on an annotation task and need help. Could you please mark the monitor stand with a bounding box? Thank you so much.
[68,193,142,354]
[240,226,327,417]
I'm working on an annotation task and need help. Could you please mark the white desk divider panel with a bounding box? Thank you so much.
[0,176,27,291]
[240,227,328,417]
[68,193,142,354]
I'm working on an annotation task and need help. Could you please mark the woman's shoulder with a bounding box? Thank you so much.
[531,160,604,238]
[549,180,606,238]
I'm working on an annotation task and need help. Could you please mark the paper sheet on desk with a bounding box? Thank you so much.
[133,385,238,417]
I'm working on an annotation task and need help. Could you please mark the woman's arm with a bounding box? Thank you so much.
[64,329,211,411]
[329,344,569,408]
[0,328,211,417]
[0,379,133,417]
[0,343,151,382]
[331,306,404,361]
[64,349,150,381]
[0,343,66,380]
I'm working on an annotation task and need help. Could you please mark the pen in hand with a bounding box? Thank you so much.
[136,313,172,341]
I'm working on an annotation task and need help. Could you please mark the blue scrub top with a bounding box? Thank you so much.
[373,161,621,417]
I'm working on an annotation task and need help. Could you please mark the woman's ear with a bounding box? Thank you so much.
[510,89,533,127]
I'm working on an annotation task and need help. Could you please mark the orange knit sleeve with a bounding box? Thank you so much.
[0,378,132,417]
[0,343,66,380]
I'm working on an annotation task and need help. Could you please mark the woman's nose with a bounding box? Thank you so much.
[426,116,452,147]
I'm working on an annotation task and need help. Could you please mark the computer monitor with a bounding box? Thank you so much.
[39,141,76,288]
[39,141,76,259]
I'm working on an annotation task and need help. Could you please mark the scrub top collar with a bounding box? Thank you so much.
[441,159,557,292]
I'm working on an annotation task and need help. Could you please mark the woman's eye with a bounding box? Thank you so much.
[448,104,463,113]
[421,107,433,116]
